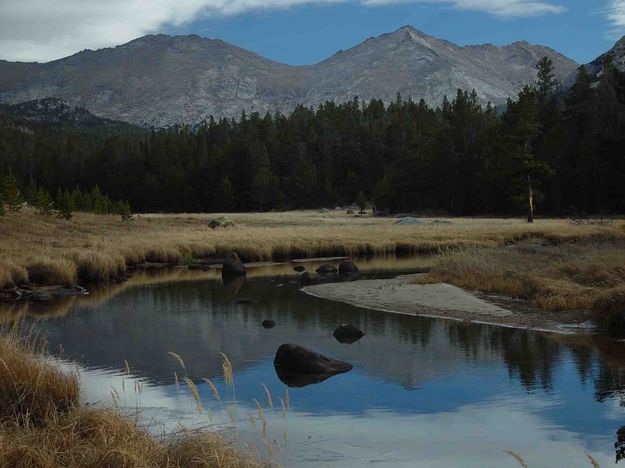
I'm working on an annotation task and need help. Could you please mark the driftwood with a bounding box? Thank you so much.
[0,285,88,304]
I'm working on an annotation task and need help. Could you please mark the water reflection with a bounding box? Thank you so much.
[7,259,625,466]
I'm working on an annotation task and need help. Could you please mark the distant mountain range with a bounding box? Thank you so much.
[0,26,604,127]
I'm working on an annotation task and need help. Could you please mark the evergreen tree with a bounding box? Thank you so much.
[536,57,560,100]
[56,187,74,220]
[1,174,23,211]
[116,200,133,222]
[35,187,53,215]
[356,190,367,213]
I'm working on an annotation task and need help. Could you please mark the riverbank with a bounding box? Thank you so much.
[1,209,624,293]
[0,329,262,467]
[303,275,593,333]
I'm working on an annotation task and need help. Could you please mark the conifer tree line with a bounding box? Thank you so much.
[0,172,132,220]
[1,57,624,216]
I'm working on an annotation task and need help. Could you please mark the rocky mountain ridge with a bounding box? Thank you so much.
[0,26,579,126]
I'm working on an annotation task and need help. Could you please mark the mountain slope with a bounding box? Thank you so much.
[587,35,625,76]
[0,97,140,131]
[0,27,578,126]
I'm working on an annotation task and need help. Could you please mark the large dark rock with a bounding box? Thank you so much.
[333,324,365,344]
[338,260,359,277]
[221,252,246,277]
[273,343,353,376]
[316,264,337,275]
[300,272,320,286]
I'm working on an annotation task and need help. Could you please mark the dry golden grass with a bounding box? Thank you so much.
[416,240,625,325]
[0,329,262,468]
[1,208,624,288]
[0,329,79,426]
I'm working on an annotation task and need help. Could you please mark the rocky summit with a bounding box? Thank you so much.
[0,26,578,127]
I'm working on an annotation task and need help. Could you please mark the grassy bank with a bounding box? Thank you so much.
[415,240,625,331]
[1,209,624,289]
[0,328,261,467]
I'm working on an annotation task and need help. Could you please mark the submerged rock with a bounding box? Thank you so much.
[221,252,246,277]
[338,260,359,277]
[262,319,276,329]
[333,324,365,344]
[293,265,306,273]
[273,343,352,376]
[236,298,257,305]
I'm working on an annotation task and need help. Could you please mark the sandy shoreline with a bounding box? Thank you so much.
[302,275,594,334]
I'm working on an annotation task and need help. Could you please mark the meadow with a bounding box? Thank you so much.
[1,208,623,291]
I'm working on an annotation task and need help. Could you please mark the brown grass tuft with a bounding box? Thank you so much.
[0,261,28,289]
[26,259,77,287]
[0,328,262,467]
[0,329,79,426]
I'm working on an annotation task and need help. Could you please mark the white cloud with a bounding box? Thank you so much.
[0,0,564,63]
[606,0,625,29]
[364,0,564,18]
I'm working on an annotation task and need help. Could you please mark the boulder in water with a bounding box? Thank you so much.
[221,252,246,277]
[273,343,353,376]
[338,260,359,277]
[262,319,276,329]
[300,272,320,286]
[333,324,365,344]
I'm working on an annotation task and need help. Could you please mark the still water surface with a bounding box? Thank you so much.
[24,258,625,467]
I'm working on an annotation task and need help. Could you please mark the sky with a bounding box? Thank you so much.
[0,1,624,65]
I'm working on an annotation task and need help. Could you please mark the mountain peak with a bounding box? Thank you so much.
[388,25,435,41]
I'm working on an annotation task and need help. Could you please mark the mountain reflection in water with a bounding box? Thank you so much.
[10,260,625,467]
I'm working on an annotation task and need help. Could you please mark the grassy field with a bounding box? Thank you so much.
[0,328,261,467]
[1,208,624,289]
